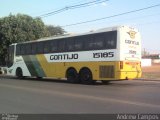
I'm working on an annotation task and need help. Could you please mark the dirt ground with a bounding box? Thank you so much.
[142,63,160,79]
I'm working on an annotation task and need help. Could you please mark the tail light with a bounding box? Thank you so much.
[120,61,123,69]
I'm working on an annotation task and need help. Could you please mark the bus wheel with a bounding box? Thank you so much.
[79,68,94,85]
[66,68,79,83]
[16,68,23,78]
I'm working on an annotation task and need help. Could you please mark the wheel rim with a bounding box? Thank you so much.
[82,72,90,81]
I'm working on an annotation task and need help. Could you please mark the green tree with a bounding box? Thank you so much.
[0,14,65,65]
[46,25,65,36]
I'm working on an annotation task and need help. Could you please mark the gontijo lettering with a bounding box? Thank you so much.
[50,54,78,60]
[125,40,139,45]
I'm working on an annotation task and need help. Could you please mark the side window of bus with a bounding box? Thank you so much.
[105,31,117,49]
[108,35,116,48]
[31,43,37,54]
[88,34,103,50]
[66,38,74,52]
[74,37,83,51]
[37,42,44,54]
[16,44,21,55]
[25,43,32,55]
[20,44,25,55]
[44,41,51,53]
[94,33,105,50]
[85,35,96,50]
[82,35,90,50]
[50,40,58,52]
[58,39,65,52]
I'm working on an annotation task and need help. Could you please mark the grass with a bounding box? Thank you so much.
[142,63,160,80]
[142,73,160,79]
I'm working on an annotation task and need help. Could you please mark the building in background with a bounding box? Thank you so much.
[142,54,160,64]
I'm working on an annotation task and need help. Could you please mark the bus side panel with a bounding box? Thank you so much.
[36,54,66,78]
[8,56,31,77]
[65,61,117,81]
[36,54,55,77]
[36,54,116,80]
[19,54,141,80]
[65,62,99,80]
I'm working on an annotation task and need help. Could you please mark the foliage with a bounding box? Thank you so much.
[46,25,65,36]
[0,14,65,65]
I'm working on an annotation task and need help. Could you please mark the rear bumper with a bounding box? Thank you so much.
[117,71,142,80]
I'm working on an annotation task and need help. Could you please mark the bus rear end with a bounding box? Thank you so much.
[118,26,141,80]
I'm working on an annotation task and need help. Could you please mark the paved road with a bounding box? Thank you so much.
[0,76,160,113]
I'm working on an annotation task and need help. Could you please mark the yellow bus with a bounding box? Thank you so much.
[7,26,142,84]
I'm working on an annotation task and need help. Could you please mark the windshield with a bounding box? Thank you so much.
[7,45,15,67]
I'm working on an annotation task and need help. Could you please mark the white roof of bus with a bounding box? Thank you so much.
[36,25,120,41]
[12,25,136,45]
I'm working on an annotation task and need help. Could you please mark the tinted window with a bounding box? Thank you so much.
[87,35,96,50]
[20,44,25,55]
[25,43,32,55]
[16,44,21,55]
[44,41,51,53]
[74,37,83,51]
[50,40,58,52]
[66,38,74,51]
[77,35,88,51]
[58,39,65,52]
[94,33,105,49]
[7,45,14,67]
[104,31,117,49]
[31,43,37,54]
[84,34,103,50]
[37,42,44,54]
[15,31,117,55]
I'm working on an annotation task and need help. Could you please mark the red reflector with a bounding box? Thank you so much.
[125,62,139,65]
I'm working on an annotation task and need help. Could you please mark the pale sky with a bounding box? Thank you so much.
[1,0,160,53]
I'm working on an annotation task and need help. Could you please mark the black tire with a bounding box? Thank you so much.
[79,68,94,85]
[66,68,79,83]
[16,68,23,78]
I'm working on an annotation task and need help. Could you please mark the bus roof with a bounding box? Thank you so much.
[11,25,137,45]
[35,25,120,41]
